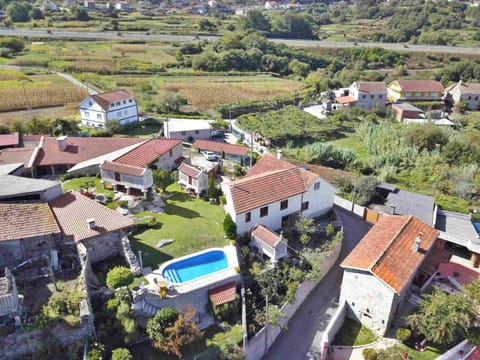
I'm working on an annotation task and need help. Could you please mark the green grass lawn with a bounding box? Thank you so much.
[332,318,378,346]
[379,343,444,360]
[328,131,369,163]
[131,183,227,269]
[62,176,114,197]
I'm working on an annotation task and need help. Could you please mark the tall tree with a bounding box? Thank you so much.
[153,169,174,194]
[237,10,271,33]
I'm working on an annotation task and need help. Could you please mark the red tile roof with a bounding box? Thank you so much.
[0,202,60,241]
[246,153,295,177]
[0,147,35,167]
[252,224,282,247]
[336,96,357,104]
[467,347,480,359]
[357,81,387,93]
[178,162,202,178]
[34,136,144,167]
[456,81,480,94]
[342,215,438,293]
[396,80,444,92]
[228,166,318,214]
[90,90,135,111]
[192,140,249,156]
[114,138,182,167]
[101,161,145,176]
[0,132,19,147]
[209,282,237,306]
[49,191,133,242]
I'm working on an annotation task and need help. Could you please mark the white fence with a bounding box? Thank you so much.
[317,302,347,359]
[333,195,366,218]
[244,238,343,360]
[435,340,475,360]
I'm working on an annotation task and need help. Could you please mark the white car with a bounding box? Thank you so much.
[202,151,218,161]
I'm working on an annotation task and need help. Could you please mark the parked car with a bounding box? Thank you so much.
[202,151,218,161]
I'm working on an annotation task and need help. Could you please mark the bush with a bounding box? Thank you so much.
[467,327,480,346]
[112,348,132,360]
[396,327,411,342]
[106,266,133,288]
[362,348,377,360]
[223,213,236,239]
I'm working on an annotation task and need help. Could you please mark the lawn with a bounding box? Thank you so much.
[328,131,369,163]
[379,343,444,360]
[62,176,114,197]
[131,183,227,269]
[332,318,379,346]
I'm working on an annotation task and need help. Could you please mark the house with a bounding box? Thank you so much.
[164,118,213,143]
[84,0,95,8]
[49,191,134,263]
[445,80,480,110]
[251,224,288,264]
[192,140,249,163]
[387,79,444,102]
[391,102,425,122]
[0,133,20,150]
[79,90,138,128]
[0,202,62,268]
[348,81,387,111]
[114,1,131,11]
[223,153,335,235]
[178,162,209,195]
[340,215,439,335]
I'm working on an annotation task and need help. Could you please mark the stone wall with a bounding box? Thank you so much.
[119,233,141,276]
[82,231,122,264]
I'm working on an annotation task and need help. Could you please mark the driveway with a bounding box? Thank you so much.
[262,207,371,360]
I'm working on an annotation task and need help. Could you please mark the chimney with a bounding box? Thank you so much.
[277,149,283,160]
[389,204,396,215]
[413,232,423,252]
[87,218,96,230]
[56,135,68,151]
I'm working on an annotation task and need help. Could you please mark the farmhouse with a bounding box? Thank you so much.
[79,90,138,128]
[348,81,387,111]
[164,118,213,142]
[387,79,444,102]
[340,215,439,335]
[223,153,335,235]
[192,140,249,163]
[445,80,480,110]
[178,162,209,196]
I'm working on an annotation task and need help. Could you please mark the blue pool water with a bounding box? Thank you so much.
[474,222,480,235]
[162,250,228,284]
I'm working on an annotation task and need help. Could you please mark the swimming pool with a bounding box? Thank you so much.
[161,249,228,284]
[474,222,480,235]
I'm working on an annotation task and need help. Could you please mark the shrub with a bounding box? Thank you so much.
[325,223,335,237]
[396,327,411,342]
[362,348,377,360]
[467,327,480,346]
[112,348,132,360]
[218,195,226,205]
[106,266,133,288]
[223,213,236,239]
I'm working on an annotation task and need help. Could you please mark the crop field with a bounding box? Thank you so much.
[0,70,87,113]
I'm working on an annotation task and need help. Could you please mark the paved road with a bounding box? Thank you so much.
[262,207,371,360]
[3,28,480,55]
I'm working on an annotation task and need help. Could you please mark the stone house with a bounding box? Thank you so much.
[387,79,444,102]
[445,80,480,110]
[49,191,134,264]
[79,90,138,128]
[339,215,438,335]
[192,140,249,163]
[178,162,209,195]
[251,224,288,264]
[223,153,335,235]
[348,81,387,111]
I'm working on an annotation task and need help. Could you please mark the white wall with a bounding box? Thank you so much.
[80,96,139,128]
[154,143,182,170]
[42,183,63,201]
[168,129,211,142]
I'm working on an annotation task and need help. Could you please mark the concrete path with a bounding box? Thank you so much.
[262,207,371,360]
[56,72,98,95]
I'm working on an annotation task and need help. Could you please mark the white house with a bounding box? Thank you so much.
[348,81,387,111]
[445,80,480,110]
[251,224,288,264]
[339,215,439,335]
[178,162,209,195]
[79,90,139,128]
[223,153,335,235]
[164,118,213,143]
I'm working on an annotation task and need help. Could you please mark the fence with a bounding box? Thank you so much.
[333,195,366,218]
[317,302,347,359]
[244,236,343,360]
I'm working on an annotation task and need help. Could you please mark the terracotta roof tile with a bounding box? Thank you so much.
[209,282,237,305]
[0,202,60,241]
[396,80,444,92]
[49,191,133,242]
[34,136,144,167]
[178,162,202,178]
[246,153,295,177]
[90,90,134,111]
[0,132,19,147]
[458,82,480,94]
[336,96,357,104]
[192,140,249,156]
[114,138,182,167]
[101,161,145,176]
[0,147,35,168]
[357,82,387,93]
[252,224,282,247]
[341,215,438,293]
[467,347,480,359]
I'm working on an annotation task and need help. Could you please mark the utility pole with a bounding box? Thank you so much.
[250,131,254,169]
[264,294,269,354]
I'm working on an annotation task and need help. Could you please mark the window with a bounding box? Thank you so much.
[475,96,479,101]
[314,182,320,191]
[110,103,115,108]
[124,110,127,115]
[468,96,472,100]
[116,102,120,106]
[123,100,126,104]
[89,101,93,106]
[129,99,133,103]
[169,149,173,157]
[362,94,366,99]
[84,111,89,117]
[97,113,102,120]
[245,212,251,223]
[280,200,288,210]
[370,95,374,99]
[181,131,186,135]
[379,94,383,99]
[195,130,199,134]
[117,111,122,117]
[301,201,309,211]
[260,206,268,217]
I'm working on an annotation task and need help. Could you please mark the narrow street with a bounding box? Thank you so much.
[262,207,371,360]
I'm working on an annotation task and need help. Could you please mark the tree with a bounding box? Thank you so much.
[237,10,271,32]
[6,2,32,22]
[70,6,90,21]
[207,175,216,198]
[288,59,310,77]
[25,117,53,135]
[30,8,44,20]
[199,18,216,31]
[87,343,105,360]
[295,215,316,245]
[0,124,10,134]
[111,348,132,360]
[404,124,448,151]
[147,307,179,348]
[106,266,134,288]
[354,176,379,206]
[223,213,236,239]
[271,13,314,39]
[116,301,138,344]
[406,288,476,345]
[396,327,411,342]
[106,119,123,135]
[153,169,174,193]
[0,37,25,53]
